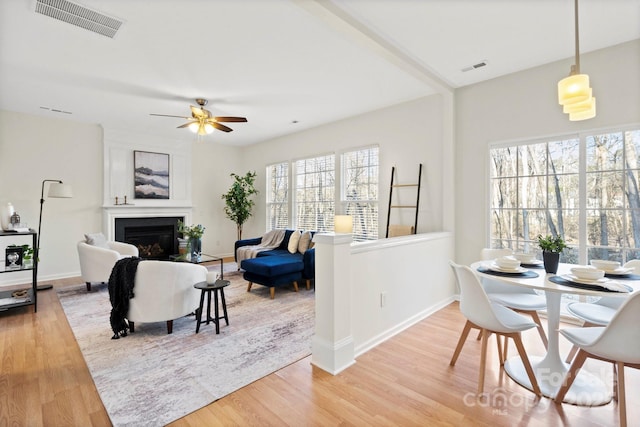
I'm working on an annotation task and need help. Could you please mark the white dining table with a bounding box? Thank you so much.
[470,261,639,405]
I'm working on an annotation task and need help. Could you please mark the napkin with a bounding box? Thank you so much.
[600,280,630,293]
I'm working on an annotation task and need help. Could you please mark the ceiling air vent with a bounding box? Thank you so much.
[34,0,123,39]
[461,61,488,72]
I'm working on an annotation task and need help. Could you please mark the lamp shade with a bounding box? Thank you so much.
[334,215,353,233]
[558,74,591,105]
[562,93,594,114]
[47,182,73,198]
[569,97,596,121]
[188,122,200,133]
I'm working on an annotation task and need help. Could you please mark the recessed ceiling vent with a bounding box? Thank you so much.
[461,61,488,72]
[33,0,123,38]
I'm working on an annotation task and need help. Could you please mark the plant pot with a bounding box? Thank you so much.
[543,251,560,274]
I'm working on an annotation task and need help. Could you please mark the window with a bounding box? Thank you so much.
[294,154,335,232]
[342,147,379,241]
[489,127,640,264]
[266,162,289,230]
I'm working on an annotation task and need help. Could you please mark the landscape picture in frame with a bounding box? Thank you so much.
[134,150,170,199]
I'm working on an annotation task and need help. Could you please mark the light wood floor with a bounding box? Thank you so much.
[0,276,637,426]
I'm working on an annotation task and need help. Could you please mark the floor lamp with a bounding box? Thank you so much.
[36,179,73,291]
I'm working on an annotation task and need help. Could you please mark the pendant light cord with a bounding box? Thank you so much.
[574,0,580,74]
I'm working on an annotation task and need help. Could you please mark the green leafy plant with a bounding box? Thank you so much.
[537,234,567,253]
[177,220,205,239]
[221,171,258,241]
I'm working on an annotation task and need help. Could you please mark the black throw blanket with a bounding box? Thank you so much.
[108,257,142,339]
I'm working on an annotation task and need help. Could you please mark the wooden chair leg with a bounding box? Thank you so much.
[529,311,548,349]
[306,279,311,290]
[247,282,253,292]
[269,287,275,299]
[478,329,489,395]
[613,363,619,401]
[512,333,541,396]
[293,281,299,292]
[565,344,579,363]
[617,361,627,427]
[450,321,473,366]
[555,350,588,402]
[497,334,504,366]
[166,320,173,334]
[476,329,482,341]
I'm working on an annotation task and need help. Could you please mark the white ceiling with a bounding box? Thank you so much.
[1,0,638,146]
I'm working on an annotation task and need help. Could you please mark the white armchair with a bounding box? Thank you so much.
[127,261,207,334]
[77,240,139,291]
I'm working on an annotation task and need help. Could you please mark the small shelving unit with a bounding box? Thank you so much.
[0,230,38,313]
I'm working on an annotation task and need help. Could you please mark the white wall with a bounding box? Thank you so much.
[0,111,103,284]
[455,39,640,266]
[0,111,243,285]
[239,95,448,239]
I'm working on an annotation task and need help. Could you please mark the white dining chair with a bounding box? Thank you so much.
[479,248,548,350]
[449,261,541,396]
[564,259,640,363]
[555,291,640,427]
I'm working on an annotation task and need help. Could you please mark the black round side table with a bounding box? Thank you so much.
[194,279,230,334]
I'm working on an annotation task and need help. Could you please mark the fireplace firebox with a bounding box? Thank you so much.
[115,216,183,260]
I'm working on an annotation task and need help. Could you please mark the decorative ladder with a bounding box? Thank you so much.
[385,163,422,238]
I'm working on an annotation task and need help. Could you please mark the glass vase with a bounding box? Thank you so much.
[189,237,202,262]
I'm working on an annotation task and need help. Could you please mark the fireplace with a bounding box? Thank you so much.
[115,216,183,260]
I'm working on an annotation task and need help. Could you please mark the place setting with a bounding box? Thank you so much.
[589,259,640,279]
[550,265,633,293]
[477,255,540,278]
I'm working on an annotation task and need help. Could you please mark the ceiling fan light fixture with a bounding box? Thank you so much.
[204,123,214,134]
[188,122,200,133]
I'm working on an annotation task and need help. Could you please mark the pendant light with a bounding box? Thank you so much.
[557,0,595,121]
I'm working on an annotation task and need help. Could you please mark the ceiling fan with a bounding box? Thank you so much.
[150,98,247,135]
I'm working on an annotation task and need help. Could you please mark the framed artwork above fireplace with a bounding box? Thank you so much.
[134,150,170,199]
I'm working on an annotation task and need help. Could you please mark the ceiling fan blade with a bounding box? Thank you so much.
[177,121,196,129]
[210,121,233,132]
[150,113,191,119]
[190,105,207,119]
[214,116,247,122]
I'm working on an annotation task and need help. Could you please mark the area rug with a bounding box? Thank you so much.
[57,263,314,427]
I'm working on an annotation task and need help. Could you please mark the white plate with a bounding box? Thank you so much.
[521,259,543,266]
[489,263,527,273]
[602,267,634,275]
[562,274,609,285]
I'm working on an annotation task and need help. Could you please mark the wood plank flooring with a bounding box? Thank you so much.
[1,276,637,426]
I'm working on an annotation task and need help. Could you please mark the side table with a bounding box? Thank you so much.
[194,279,230,334]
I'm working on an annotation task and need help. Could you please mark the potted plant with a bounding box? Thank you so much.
[221,171,258,241]
[178,220,205,262]
[537,234,567,274]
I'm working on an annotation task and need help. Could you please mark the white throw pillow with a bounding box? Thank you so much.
[85,232,109,249]
[298,231,312,254]
[288,230,301,254]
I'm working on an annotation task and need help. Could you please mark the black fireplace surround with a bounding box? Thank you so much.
[115,216,183,260]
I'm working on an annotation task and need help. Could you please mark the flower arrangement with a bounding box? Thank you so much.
[178,220,205,239]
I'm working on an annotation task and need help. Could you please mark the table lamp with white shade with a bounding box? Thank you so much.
[36,179,73,290]
[334,215,353,233]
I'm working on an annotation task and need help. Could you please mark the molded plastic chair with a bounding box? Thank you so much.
[480,248,548,350]
[449,261,541,396]
[564,259,640,362]
[555,291,640,427]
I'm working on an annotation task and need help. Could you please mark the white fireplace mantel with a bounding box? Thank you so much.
[103,205,193,241]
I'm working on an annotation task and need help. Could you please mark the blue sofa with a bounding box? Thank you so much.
[235,229,315,299]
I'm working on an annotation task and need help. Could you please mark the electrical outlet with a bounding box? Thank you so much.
[380,292,387,307]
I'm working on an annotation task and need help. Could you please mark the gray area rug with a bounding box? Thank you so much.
[57,263,314,427]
